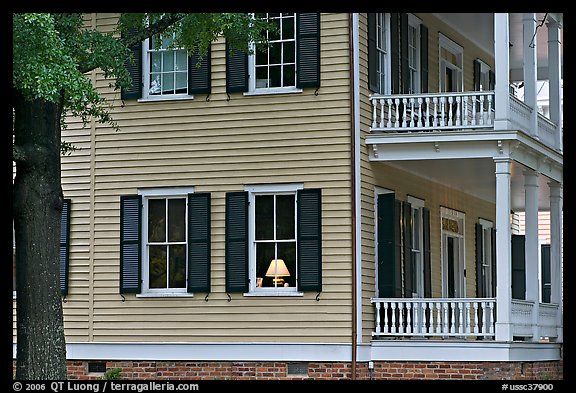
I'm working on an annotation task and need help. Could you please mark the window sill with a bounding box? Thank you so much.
[137,95,194,103]
[243,88,303,97]
[243,291,304,297]
[136,293,194,298]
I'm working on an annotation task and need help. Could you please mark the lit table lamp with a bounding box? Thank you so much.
[265,259,290,286]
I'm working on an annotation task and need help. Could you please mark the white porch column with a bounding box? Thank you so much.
[495,158,513,341]
[547,18,563,151]
[494,13,511,131]
[549,181,563,341]
[523,13,539,139]
[524,170,540,341]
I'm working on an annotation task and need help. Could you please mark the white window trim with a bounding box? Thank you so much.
[139,38,195,102]
[244,183,304,296]
[407,14,422,94]
[375,13,392,95]
[478,218,494,298]
[407,195,425,297]
[138,187,195,297]
[476,58,492,92]
[440,206,466,298]
[438,33,464,93]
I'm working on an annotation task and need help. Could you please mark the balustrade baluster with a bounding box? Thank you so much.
[448,96,454,126]
[386,99,393,128]
[465,302,471,334]
[471,96,477,126]
[417,98,423,128]
[473,301,479,334]
[406,302,412,334]
[375,302,381,335]
[383,302,389,334]
[479,94,485,125]
[401,98,407,128]
[487,94,493,125]
[425,97,430,127]
[372,99,377,128]
[379,98,385,128]
[440,302,446,334]
[462,96,469,127]
[391,302,397,334]
[398,302,405,333]
[440,97,446,127]
[432,97,439,127]
[481,301,487,334]
[458,301,464,334]
[394,99,400,128]
[455,97,461,126]
[489,302,495,335]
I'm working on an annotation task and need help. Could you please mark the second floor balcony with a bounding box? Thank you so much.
[369,90,561,152]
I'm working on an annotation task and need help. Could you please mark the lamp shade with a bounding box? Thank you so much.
[265,259,290,277]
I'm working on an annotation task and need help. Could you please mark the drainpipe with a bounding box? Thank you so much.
[349,12,361,380]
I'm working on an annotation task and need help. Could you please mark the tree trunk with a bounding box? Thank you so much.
[13,90,67,379]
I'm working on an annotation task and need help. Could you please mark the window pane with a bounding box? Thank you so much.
[256,242,275,287]
[175,72,187,93]
[148,199,166,242]
[282,16,295,40]
[256,46,268,66]
[175,50,187,71]
[161,35,173,49]
[283,65,295,87]
[269,66,281,87]
[283,41,295,64]
[150,74,161,95]
[168,198,186,242]
[169,244,186,288]
[276,194,295,239]
[256,66,268,88]
[255,195,274,240]
[269,43,281,65]
[277,242,296,287]
[164,52,175,72]
[163,72,174,94]
[149,245,167,288]
[151,52,162,73]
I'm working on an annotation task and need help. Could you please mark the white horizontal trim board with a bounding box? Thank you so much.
[12,342,562,362]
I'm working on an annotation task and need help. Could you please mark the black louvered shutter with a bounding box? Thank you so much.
[225,192,249,292]
[367,13,378,92]
[489,70,496,91]
[402,201,413,297]
[473,59,481,91]
[121,29,142,100]
[120,195,142,294]
[377,193,395,297]
[226,43,248,93]
[393,199,402,296]
[296,13,321,89]
[400,13,409,94]
[422,207,431,297]
[390,13,400,94]
[490,227,497,296]
[475,223,485,298]
[60,199,71,296]
[511,234,526,300]
[297,189,322,292]
[420,24,428,93]
[541,244,551,303]
[188,193,211,293]
[188,46,211,95]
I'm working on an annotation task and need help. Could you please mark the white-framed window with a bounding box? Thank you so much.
[139,187,195,296]
[246,183,304,295]
[376,13,391,94]
[440,206,466,298]
[439,33,463,93]
[407,14,422,94]
[479,218,494,297]
[408,196,424,297]
[142,34,191,100]
[476,59,491,91]
[247,13,301,95]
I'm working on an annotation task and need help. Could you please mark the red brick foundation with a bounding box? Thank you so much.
[14,360,563,380]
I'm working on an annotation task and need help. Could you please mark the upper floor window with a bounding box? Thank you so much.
[375,13,391,94]
[143,34,190,99]
[439,33,463,93]
[407,14,422,94]
[473,58,494,91]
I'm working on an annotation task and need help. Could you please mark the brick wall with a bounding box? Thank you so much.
[13,360,562,380]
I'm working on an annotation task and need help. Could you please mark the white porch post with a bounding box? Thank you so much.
[494,13,511,131]
[524,170,540,341]
[547,18,563,152]
[495,158,513,341]
[523,13,539,139]
[549,181,563,341]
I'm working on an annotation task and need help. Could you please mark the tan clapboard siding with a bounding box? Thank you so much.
[357,13,497,341]
[55,13,355,344]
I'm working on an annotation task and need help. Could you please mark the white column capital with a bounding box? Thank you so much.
[548,181,563,197]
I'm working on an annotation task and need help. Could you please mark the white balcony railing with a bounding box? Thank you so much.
[371,298,496,339]
[511,299,534,338]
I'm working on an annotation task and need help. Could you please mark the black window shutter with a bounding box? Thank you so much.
[393,199,402,297]
[296,13,321,89]
[490,227,497,296]
[390,13,400,94]
[226,43,248,93]
[297,188,322,292]
[367,13,378,93]
[225,192,249,292]
[422,207,431,297]
[511,234,526,300]
[402,201,413,297]
[121,29,142,100]
[473,59,481,91]
[377,193,396,297]
[541,244,551,303]
[489,70,496,91]
[60,199,71,296]
[188,46,211,95]
[475,223,485,298]
[399,13,409,94]
[188,193,211,293]
[420,24,429,93]
[120,195,142,294]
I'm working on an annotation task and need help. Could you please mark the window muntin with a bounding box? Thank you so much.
[375,13,391,94]
[143,195,188,293]
[144,34,189,98]
[250,13,297,92]
[254,193,297,289]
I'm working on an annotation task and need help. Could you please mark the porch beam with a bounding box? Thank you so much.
[523,13,539,140]
[546,18,563,152]
[494,13,512,131]
[494,158,513,342]
[523,169,540,341]
[548,181,563,341]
